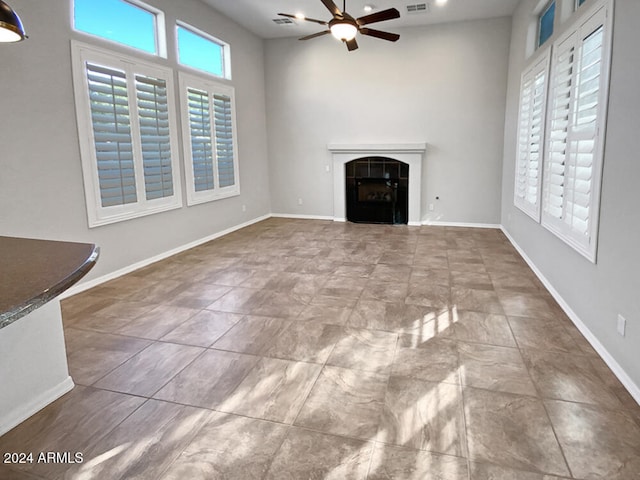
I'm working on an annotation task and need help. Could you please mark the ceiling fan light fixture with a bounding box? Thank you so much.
[330,21,357,41]
[294,12,306,20]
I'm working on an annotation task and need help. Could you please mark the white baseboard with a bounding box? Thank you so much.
[500,226,640,405]
[422,220,502,229]
[0,376,74,437]
[271,213,335,221]
[61,214,271,298]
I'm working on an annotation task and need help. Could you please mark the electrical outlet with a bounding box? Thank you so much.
[298,198,303,206]
[325,165,330,173]
[242,204,247,212]
[428,203,434,211]
[617,314,626,337]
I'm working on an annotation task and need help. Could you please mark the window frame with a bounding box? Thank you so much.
[514,47,551,221]
[178,71,241,206]
[538,0,556,48]
[72,0,167,58]
[71,40,183,227]
[175,21,231,80]
[540,0,613,262]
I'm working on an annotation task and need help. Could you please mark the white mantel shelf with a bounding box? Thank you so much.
[328,143,427,154]
[329,143,427,226]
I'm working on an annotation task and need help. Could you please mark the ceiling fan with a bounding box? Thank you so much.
[278,0,400,51]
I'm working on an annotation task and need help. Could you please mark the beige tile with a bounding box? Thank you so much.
[378,376,467,456]
[250,290,310,318]
[333,262,376,278]
[218,357,321,424]
[450,270,493,290]
[64,399,213,480]
[496,291,559,320]
[463,387,570,477]
[458,342,538,396]
[522,348,622,408]
[450,310,517,347]
[154,349,259,408]
[327,327,398,374]
[167,284,232,309]
[264,321,344,363]
[296,304,354,326]
[367,444,469,480]
[348,299,439,335]
[0,386,145,479]
[9,219,628,479]
[508,315,582,353]
[361,281,409,303]
[160,310,242,347]
[546,399,640,480]
[468,462,568,479]
[319,275,368,298]
[94,342,204,396]
[60,292,115,326]
[451,287,504,314]
[405,283,451,309]
[392,335,460,384]
[125,279,187,303]
[265,428,373,480]
[115,304,200,340]
[64,328,152,385]
[212,315,292,355]
[160,412,288,480]
[295,365,387,440]
[205,287,268,314]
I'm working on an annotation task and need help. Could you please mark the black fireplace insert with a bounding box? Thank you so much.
[345,157,408,224]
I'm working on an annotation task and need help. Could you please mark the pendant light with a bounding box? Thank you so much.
[0,1,27,42]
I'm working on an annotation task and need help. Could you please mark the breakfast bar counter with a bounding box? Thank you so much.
[0,236,98,436]
[0,236,98,329]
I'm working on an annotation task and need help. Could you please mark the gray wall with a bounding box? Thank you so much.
[0,0,271,281]
[501,0,640,388]
[264,17,512,224]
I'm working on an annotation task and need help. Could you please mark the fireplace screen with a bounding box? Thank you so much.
[345,157,408,224]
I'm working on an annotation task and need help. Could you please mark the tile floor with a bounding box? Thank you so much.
[1,218,639,479]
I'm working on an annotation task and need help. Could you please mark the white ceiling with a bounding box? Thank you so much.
[199,0,521,39]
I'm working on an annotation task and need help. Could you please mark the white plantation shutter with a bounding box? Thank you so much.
[514,50,550,221]
[541,3,611,261]
[187,88,216,192]
[72,42,182,227]
[180,72,240,205]
[213,94,236,188]
[86,64,137,207]
[135,75,174,200]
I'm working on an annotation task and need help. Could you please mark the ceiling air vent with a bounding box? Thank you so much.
[406,3,429,14]
[272,18,295,25]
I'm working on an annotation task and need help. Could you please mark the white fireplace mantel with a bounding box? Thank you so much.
[329,143,427,226]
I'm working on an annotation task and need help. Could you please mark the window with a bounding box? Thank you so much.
[71,42,182,227]
[514,49,551,221]
[541,3,612,261]
[73,0,165,56]
[538,1,556,47]
[177,23,230,79]
[179,72,240,205]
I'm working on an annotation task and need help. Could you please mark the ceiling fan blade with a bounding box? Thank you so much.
[357,8,400,26]
[299,30,331,41]
[320,0,342,17]
[278,13,328,25]
[345,38,359,51]
[360,27,400,42]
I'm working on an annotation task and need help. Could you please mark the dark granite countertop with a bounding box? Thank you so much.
[0,236,99,329]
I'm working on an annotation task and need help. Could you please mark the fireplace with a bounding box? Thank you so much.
[329,143,427,226]
[346,157,408,224]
